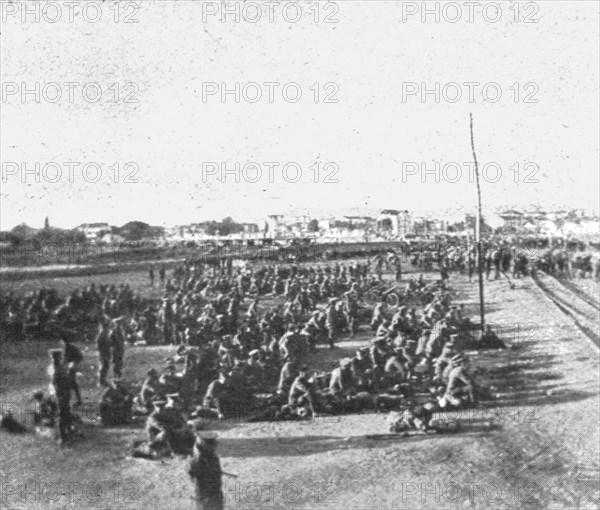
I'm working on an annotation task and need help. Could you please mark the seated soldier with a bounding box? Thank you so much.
[351,348,374,392]
[415,329,431,357]
[159,361,183,395]
[203,371,230,420]
[441,353,476,407]
[375,319,393,343]
[145,400,174,458]
[329,359,355,397]
[369,338,389,389]
[277,358,298,396]
[134,368,162,413]
[162,393,195,453]
[383,352,406,387]
[401,339,418,378]
[433,339,457,383]
[288,366,315,418]
[245,350,265,390]
[370,301,385,331]
[100,379,133,426]
[227,361,254,413]
[31,390,58,428]
[389,400,435,433]
[0,412,28,433]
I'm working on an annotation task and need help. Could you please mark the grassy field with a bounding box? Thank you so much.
[0,268,163,301]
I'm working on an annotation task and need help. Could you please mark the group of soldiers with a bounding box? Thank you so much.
[409,239,600,281]
[0,281,143,342]
[0,249,513,510]
[90,255,493,458]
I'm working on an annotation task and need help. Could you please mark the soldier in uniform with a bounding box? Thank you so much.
[61,334,83,405]
[288,365,315,416]
[188,433,224,510]
[95,314,111,386]
[50,349,72,444]
[100,379,133,426]
[443,353,476,406]
[31,390,58,428]
[329,359,355,396]
[343,289,359,338]
[145,400,173,457]
[325,298,339,349]
[277,358,298,396]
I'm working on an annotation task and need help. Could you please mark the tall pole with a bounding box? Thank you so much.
[470,113,486,332]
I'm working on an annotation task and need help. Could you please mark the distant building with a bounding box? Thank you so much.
[377,210,412,237]
[241,223,259,234]
[77,222,110,241]
[498,210,524,229]
[265,214,286,237]
[98,232,125,244]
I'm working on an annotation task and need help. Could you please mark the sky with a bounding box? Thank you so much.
[1,0,598,229]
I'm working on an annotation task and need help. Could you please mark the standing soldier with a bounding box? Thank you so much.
[158,297,174,344]
[188,433,224,510]
[50,349,72,444]
[96,314,126,386]
[343,288,359,338]
[109,316,126,379]
[325,298,338,349]
[149,265,155,287]
[61,334,83,406]
[95,314,112,387]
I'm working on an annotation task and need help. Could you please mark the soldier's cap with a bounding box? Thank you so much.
[49,349,63,358]
[449,334,459,340]
[32,390,44,400]
[196,431,218,447]
[147,368,159,377]
[248,349,260,357]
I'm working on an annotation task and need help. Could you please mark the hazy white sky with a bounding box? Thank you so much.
[1,0,598,229]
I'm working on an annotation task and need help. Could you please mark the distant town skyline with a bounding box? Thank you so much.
[4,203,598,232]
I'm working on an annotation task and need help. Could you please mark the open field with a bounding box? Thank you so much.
[1,264,599,510]
[0,267,164,302]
